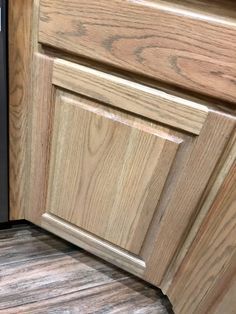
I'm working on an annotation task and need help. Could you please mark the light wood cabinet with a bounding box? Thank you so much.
[167,154,236,313]
[9,0,236,313]
[38,0,236,103]
[25,54,235,288]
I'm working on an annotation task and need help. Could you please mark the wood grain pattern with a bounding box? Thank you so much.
[203,252,236,314]
[46,89,181,253]
[209,258,236,314]
[9,0,33,219]
[26,53,54,224]
[39,0,236,103]
[153,0,236,21]
[9,1,236,313]
[143,111,236,286]
[161,131,236,292]
[27,53,236,290]
[7,280,170,314]
[167,159,236,314]
[0,224,171,313]
[42,213,146,277]
[52,59,208,135]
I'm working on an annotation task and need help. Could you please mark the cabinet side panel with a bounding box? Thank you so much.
[9,0,33,219]
[167,157,236,314]
[144,112,235,285]
[209,260,236,314]
[162,131,236,293]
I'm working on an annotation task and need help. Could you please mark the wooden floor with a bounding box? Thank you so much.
[0,223,173,313]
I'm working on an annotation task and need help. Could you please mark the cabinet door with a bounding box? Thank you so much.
[27,54,235,286]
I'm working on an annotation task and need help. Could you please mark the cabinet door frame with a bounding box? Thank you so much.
[26,53,235,287]
[9,1,236,313]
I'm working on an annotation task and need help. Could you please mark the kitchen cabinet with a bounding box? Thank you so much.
[9,0,236,313]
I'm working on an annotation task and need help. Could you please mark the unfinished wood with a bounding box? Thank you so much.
[39,0,236,103]
[143,112,236,286]
[46,89,181,253]
[0,225,170,314]
[9,0,33,220]
[42,213,146,277]
[52,59,208,135]
[167,160,236,314]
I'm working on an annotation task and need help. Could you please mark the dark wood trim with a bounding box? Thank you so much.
[0,0,8,223]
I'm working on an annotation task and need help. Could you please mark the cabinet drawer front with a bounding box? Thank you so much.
[39,0,236,102]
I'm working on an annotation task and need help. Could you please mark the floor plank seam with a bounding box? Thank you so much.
[0,225,170,313]
[0,277,131,311]
[0,251,77,267]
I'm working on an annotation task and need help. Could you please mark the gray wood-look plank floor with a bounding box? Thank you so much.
[0,223,173,314]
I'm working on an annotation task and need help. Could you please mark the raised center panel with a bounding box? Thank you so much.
[46,89,180,254]
[30,55,235,287]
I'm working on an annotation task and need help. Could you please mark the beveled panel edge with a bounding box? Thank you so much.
[46,90,183,255]
[57,90,184,144]
[52,58,208,135]
[42,213,146,278]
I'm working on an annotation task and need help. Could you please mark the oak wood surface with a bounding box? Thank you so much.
[26,54,54,224]
[9,0,33,219]
[0,224,171,313]
[27,52,236,290]
[9,1,236,313]
[42,213,146,278]
[43,45,236,117]
[167,159,236,314]
[39,0,236,103]
[46,89,180,254]
[144,111,236,285]
[27,54,186,281]
[43,39,236,117]
[26,54,183,284]
[205,252,236,314]
[154,0,236,21]
[162,131,236,292]
[209,261,236,314]
[52,59,208,135]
